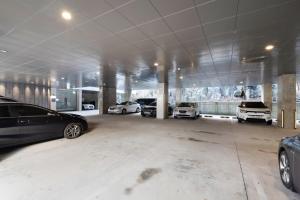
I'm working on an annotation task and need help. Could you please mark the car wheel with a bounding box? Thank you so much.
[136,107,140,113]
[141,112,145,117]
[122,109,127,115]
[279,151,294,191]
[64,123,82,139]
[238,118,243,123]
[266,120,272,125]
[192,112,197,120]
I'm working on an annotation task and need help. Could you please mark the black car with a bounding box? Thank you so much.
[0,95,18,103]
[278,135,300,193]
[0,102,88,148]
[135,98,156,108]
[141,101,173,117]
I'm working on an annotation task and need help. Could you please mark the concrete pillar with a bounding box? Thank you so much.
[50,88,57,111]
[277,74,296,129]
[76,73,82,111]
[175,88,182,106]
[77,90,82,111]
[124,75,132,102]
[98,86,116,114]
[156,64,168,119]
[98,65,117,115]
[262,83,272,110]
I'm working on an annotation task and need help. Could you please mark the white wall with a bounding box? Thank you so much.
[0,81,51,108]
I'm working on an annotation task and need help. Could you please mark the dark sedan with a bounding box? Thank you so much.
[141,101,173,117]
[278,134,300,193]
[0,102,88,148]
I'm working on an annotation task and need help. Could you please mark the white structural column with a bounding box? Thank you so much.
[50,87,57,111]
[262,83,272,110]
[277,74,296,129]
[156,65,168,119]
[175,88,181,106]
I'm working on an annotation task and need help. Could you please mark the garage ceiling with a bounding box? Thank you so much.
[0,0,299,89]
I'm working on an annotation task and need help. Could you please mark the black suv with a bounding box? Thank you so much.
[135,98,156,108]
[0,102,88,148]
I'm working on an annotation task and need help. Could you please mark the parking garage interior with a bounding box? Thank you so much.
[1,0,300,199]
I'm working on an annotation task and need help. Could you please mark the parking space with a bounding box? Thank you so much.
[0,115,299,200]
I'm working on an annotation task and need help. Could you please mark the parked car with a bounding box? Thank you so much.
[278,134,300,193]
[82,103,95,110]
[135,98,156,108]
[236,101,272,125]
[108,101,140,114]
[0,102,88,149]
[0,95,18,103]
[141,101,173,117]
[173,102,200,119]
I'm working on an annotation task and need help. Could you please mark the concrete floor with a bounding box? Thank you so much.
[0,115,300,200]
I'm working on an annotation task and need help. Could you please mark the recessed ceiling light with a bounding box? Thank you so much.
[0,49,8,53]
[179,76,183,80]
[154,62,159,67]
[96,72,100,75]
[240,81,243,84]
[135,80,138,83]
[61,10,72,21]
[61,77,65,80]
[51,78,56,82]
[177,67,181,71]
[193,83,196,87]
[265,45,274,51]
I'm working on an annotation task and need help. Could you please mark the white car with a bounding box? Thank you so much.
[82,104,95,110]
[173,102,200,119]
[108,101,141,114]
[236,101,272,125]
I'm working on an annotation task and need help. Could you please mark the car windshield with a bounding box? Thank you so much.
[119,101,128,105]
[149,102,157,106]
[241,102,266,108]
[178,103,193,107]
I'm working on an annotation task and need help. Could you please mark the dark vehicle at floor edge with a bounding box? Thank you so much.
[0,102,88,149]
[141,101,173,117]
[278,134,300,193]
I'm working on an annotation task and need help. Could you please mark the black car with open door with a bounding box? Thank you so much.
[0,102,88,148]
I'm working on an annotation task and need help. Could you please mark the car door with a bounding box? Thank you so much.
[0,105,20,148]
[128,102,134,112]
[11,105,60,143]
[292,136,300,191]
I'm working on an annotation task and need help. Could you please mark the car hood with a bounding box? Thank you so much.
[59,113,86,120]
[241,107,270,112]
[143,105,156,109]
[176,107,194,110]
[110,105,125,109]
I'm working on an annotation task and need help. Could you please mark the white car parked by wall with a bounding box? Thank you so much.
[173,102,200,119]
[108,101,141,114]
[236,101,272,125]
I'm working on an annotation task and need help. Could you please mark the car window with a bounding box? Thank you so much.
[241,102,266,108]
[13,105,49,117]
[0,106,10,117]
[178,103,193,107]
[120,101,128,105]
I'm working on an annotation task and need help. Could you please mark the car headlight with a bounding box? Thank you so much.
[240,109,247,113]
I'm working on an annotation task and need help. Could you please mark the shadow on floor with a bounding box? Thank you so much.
[0,146,21,162]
